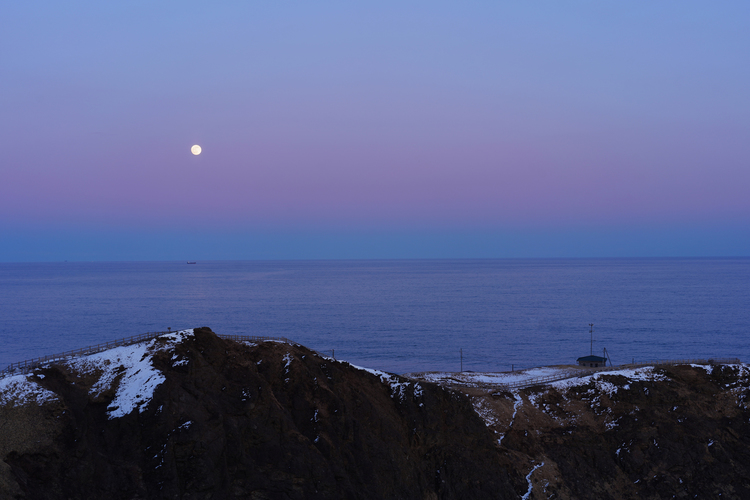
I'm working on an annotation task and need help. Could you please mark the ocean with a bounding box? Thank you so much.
[1,259,748,374]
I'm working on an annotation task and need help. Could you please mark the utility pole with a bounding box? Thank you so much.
[589,323,594,355]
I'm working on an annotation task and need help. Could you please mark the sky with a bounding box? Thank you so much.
[1,1,749,260]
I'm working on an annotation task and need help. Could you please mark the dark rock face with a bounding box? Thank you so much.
[7,328,750,500]
[470,364,750,499]
[0,328,520,499]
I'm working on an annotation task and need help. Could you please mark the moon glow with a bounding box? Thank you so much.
[191,144,202,155]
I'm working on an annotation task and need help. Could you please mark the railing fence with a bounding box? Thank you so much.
[432,357,743,391]
[2,329,743,387]
[1,330,294,377]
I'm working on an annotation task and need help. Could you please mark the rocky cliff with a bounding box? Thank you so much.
[0,328,520,499]
[2,328,750,499]
[455,362,750,499]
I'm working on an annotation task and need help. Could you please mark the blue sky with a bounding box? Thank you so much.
[1,1,748,260]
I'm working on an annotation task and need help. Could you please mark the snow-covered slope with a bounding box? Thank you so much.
[0,374,57,407]
[0,329,195,419]
[63,329,194,418]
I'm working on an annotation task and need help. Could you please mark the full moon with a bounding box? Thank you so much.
[191,144,202,155]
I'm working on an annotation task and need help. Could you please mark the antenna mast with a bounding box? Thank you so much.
[589,323,594,355]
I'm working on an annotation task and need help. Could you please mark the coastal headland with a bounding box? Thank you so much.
[1,327,749,499]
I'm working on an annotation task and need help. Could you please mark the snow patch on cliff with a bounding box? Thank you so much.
[522,462,544,500]
[494,390,523,445]
[550,367,667,394]
[0,374,58,406]
[66,329,194,419]
[412,367,571,387]
[471,398,499,428]
[157,329,195,345]
[347,363,422,404]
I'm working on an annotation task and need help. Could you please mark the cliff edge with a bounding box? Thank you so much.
[0,328,520,499]
[3,328,750,499]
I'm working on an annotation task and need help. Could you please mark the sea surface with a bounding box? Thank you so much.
[1,259,748,374]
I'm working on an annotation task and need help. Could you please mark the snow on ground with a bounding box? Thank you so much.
[727,364,750,377]
[686,363,750,377]
[0,374,58,406]
[346,362,421,404]
[471,398,498,427]
[155,329,195,346]
[283,353,293,370]
[412,367,575,386]
[414,363,750,393]
[690,364,715,374]
[499,390,523,444]
[65,329,194,419]
[457,366,677,433]
[549,367,667,394]
[241,339,290,348]
[521,462,545,500]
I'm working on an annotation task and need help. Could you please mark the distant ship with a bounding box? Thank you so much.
[187,261,197,264]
